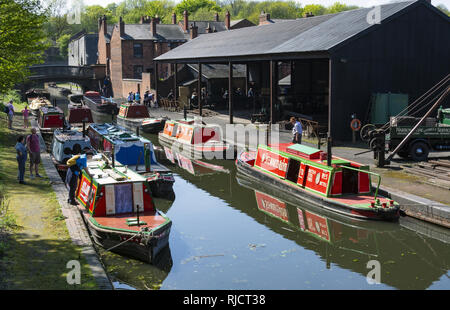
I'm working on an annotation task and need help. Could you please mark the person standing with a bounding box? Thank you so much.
[22,106,29,128]
[135,91,141,104]
[26,128,42,178]
[7,100,14,129]
[65,154,87,205]
[290,117,303,144]
[15,136,28,184]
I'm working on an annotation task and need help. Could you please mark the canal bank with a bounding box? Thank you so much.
[147,107,450,228]
[0,111,111,289]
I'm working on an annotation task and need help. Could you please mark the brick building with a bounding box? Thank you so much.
[97,11,254,99]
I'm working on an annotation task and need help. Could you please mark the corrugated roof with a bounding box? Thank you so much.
[155,1,417,62]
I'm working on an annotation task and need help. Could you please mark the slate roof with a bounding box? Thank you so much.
[155,1,419,62]
[104,25,114,43]
[118,24,188,42]
[180,21,228,35]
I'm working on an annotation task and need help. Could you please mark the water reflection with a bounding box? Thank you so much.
[50,92,450,290]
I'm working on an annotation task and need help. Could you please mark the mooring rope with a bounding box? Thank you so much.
[104,231,143,253]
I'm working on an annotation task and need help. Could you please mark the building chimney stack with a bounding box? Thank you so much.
[154,15,160,24]
[304,12,314,18]
[172,12,177,24]
[214,12,219,22]
[151,17,157,37]
[183,10,189,32]
[119,16,124,36]
[225,11,231,29]
[259,11,270,25]
[190,23,198,39]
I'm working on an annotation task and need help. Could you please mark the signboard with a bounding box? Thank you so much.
[176,124,194,143]
[163,122,175,137]
[304,166,330,195]
[77,174,97,212]
[255,190,289,222]
[255,148,289,178]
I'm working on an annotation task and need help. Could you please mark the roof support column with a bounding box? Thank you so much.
[269,60,278,125]
[198,63,202,117]
[155,63,159,104]
[173,63,178,101]
[327,58,333,166]
[229,61,233,124]
[245,63,249,96]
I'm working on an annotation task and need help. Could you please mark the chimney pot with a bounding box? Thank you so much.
[225,10,230,29]
[183,10,189,32]
[119,17,124,35]
[190,23,198,39]
[172,12,177,24]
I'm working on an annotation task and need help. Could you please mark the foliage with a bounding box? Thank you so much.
[436,4,450,16]
[0,0,49,93]
[175,0,221,17]
[56,33,71,57]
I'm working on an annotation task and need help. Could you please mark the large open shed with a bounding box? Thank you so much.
[155,0,450,140]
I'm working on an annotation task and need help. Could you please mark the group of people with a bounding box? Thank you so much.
[4,100,30,130]
[127,90,155,107]
[14,128,43,185]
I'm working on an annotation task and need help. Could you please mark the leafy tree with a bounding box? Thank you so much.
[0,0,49,93]
[57,33,71,57]
[326,2,358,14]
[175,0,221,17]
[436,4,450,16]
[144,0,175,23]
[81,5,116,33]
[302,4,326,17]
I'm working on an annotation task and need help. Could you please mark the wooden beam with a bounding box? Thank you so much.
[229,61,233,124]
[198,63,202,117]
[269,60,278,124]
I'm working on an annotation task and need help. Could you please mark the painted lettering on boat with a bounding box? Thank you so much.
[255,191,289,222]
[255,148,289,178]
[305,210,330,242]
[297,208,306,231]
[176,124,194,143]
[78,175,97,210]
[304,166,330,194]
[163,122,174,136]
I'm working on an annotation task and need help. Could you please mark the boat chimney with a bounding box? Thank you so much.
[82,120,86,137]
[136,204,140,227]
[111,146,115,168]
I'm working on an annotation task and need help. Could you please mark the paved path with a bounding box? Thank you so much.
[32,119,113,289]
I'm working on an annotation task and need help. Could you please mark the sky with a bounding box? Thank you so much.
[78,0,450,9]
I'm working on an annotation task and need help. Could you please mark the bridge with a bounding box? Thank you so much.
[27,64,107,92]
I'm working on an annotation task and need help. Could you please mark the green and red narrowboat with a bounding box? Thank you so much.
[116,103,167,133]
[158,119,231,159]
[236,143,400,221]
[76,155,172,263]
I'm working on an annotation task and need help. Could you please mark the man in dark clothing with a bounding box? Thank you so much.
[15,136,27,184]
[65,154,87,205]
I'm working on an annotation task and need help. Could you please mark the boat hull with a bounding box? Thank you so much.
[83,211,172,264]
[84,98,117,115]
[236,155,400,221]
[117,116,166,134]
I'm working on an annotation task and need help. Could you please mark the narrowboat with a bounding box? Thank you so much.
[29,97,53,117]
[158,119,231,159]
[76,154,172,263]
[51,128,94,173]
[83,91,118,115]
[236,143,400,221]
[26,88,50,104]
[67,94,93,125]
[87,123,175,198]
[37,106,65,137]
[116,103,168,133]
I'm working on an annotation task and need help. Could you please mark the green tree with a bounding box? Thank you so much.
[56,33,71,57]
[0,0,49,93]
[175,0,221,16]
[326,2,358,14]
[144,0,175,23]
[436,4,450,16]
[81,5,116,33]
[302,4,326,16]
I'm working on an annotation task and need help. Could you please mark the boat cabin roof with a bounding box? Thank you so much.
[89,123,151,144]
[40,106,64,115]
[53,129,91,143]
[86,155,146,186]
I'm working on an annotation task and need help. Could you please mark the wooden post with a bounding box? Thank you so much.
[198,63,202,117]
[173,63,177,101]
[229,61,233,124]
[154,63,159,104]
[327,58,332,166]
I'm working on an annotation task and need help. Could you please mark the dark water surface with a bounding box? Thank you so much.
[55,95,450,290]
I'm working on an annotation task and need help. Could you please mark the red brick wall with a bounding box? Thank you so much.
[110,24,123,97]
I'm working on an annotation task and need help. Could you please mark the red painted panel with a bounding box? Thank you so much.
[255,148,289,178]
[176,124,194,143]
[358,171,370,193]
[143,183,154,212]
[77,175,92,207]
[305,210,330,241]
[331,171,342,195]
[93,187,106,216]
[163,122,174,136]
[41,114,64,128]
[255,191,288,222]
[103,139,112,152]
[304,166,330,194]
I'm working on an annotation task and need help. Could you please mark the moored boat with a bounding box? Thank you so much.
[76,154,172,263]
[158,118,231,159]
[67,94,93,125]
[37,106,65,137]
[29,97,53,117]
[83,91,118,115]
[51,128,94,173]
[236,143,400,221]
[116,103,167,133]
[87,123,175,198]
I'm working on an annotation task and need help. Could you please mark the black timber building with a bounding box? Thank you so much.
[155,0,450,140]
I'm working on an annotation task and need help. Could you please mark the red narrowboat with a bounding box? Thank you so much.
[116,103,167,133]
[158,119,231,159]
[236,143,400,221]
[37,106,65,136]
[67,94,93,125]
[76,155,172,263]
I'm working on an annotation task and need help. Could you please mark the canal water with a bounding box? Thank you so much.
[53,92,450,290]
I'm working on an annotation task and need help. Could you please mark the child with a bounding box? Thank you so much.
[22,106,29,128]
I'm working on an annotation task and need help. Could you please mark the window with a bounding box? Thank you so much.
[133,43,143,58]
[133,65,143,79]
